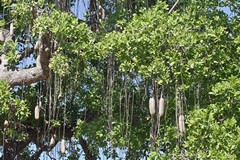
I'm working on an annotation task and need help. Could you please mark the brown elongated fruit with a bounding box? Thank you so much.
[159,97,164,117]
[179,115,185,133]
[0,31,4,41]
[50,134,56,147]
[61,139,66,154]
[34,105,40,120]
[149,97,155,116]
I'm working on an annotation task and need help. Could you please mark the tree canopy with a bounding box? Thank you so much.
[0,0,240,159]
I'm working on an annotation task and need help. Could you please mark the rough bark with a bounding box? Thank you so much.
[0,32,51,87]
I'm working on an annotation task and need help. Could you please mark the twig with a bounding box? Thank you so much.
[47,152,57,160]
[168,0,180,14]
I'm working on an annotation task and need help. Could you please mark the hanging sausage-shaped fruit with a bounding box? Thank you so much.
[34,105,40,120]
[149,97,155,116]
[61,139,66,154]
[159,97,164,117]
[179,115,185,133]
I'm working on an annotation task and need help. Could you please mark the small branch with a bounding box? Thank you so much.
[79,137,97,160]
[168,0,180,14]
[31,141,58,160]
[46,152,57,160]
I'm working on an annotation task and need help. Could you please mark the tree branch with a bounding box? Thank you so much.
[168,0,180,14]
[0,33,51,87]
[79,137,97,160]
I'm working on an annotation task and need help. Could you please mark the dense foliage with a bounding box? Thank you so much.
[0,0,239,159]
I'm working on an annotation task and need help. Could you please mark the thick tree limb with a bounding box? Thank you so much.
[0,33,51,87]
